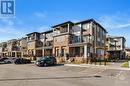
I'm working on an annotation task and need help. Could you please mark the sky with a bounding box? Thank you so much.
[0,0,130,47]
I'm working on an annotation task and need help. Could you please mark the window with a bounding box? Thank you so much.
[56,49,59,57]
[61,48,64,57]
[97,38,100,41]
[75,47,80,56]
[72,25,81,32]
[73,36,80,43]
[97,27,99,32]
[82,23,89,30]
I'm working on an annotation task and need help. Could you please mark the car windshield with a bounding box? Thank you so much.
[39,56,51,60]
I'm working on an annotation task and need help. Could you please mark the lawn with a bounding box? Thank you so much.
[121,61,130,68]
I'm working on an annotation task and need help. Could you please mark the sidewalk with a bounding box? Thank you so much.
[65,63,130,71]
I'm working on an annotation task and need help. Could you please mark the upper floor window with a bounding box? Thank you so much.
[72,25,81,32]
[40,34,45,39]
[72,36,81,43]
[82,23,89,30]
[97,27,99,32]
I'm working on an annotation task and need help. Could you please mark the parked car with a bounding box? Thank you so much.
[35,56,57,67]
[14,58,31,64]
[0,57,8,62]
[4,57,16,64]
[0,57,9,64]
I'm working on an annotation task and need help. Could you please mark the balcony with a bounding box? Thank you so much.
[12,46,20,51]
[69,35,93,47]
[35,41,43,48]
[82,30,90,36]
[44,41,53,47]
[2,48,8,52]
[53,27,69,37]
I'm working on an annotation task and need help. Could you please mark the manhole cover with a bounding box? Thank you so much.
[94,75,101,78]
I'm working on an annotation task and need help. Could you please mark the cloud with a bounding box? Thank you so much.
[116,23,130,28]
[0,26,28,37]
[97,13,130,47]
[34,12,46,19]
[98,13,130,29]
[0,18,30,42]
[36,26,50,32]
[0,18,14,26]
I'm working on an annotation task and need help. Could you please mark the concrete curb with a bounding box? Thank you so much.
[64,64,130,71]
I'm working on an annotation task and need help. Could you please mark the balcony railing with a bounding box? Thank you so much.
[69,35,92,44]
[12,46,20,51]
[44,41,53,47]
[60,28,68,33]
[53,27,69,36]
[35,41,43,48]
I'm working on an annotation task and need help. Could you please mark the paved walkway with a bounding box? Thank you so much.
[65,63,130,71]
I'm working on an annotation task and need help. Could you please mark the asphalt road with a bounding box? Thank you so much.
[0,64,130,86]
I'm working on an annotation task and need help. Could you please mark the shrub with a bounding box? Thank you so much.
[121,61,129,68]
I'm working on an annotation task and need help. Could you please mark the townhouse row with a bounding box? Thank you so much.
[0,19,126,61]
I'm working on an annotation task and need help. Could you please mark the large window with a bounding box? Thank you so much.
[75,47,80,56]
[82,23,89,30]
[56,49,59,57]
[96,49,104,55]
[61,48,65,57]
[73,36,81,43]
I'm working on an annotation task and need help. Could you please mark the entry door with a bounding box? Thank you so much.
[56,49,59,57]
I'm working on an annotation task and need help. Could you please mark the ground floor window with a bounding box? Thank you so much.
[75,47,80,56]
[12,52,15,57]
[61,48,65,57]
[56,49,59,57]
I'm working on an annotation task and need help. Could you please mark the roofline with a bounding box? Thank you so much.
[75,18,94,24]
[75,18,107,33]
[26,32,40,36]
[41,29,53,34]
[52,21,74,28]
[107,36,126,41]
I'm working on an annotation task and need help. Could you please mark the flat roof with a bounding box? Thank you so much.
[41,29,53,34]
[107,36,126,41]
[26,32,40,36]
[75,18,107,33]
[52,21,74,28]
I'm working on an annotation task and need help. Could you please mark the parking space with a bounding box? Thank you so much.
[0,64,130,86]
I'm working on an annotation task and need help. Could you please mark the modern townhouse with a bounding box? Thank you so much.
[0,43,3,57]
[26,32,43,60]
[41,30,54,56]
[125,48,130,59]
[6,39,21,57]
[52,19,107,62]
[106,36,126,60]
[52,21,74,61]
[19,37,28,58]
[0,42,8,57]
[0,39,21,57]
[1,18,128,62]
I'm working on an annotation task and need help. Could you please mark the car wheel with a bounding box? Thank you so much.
[7,61,11,64]
[44,63,47,67]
